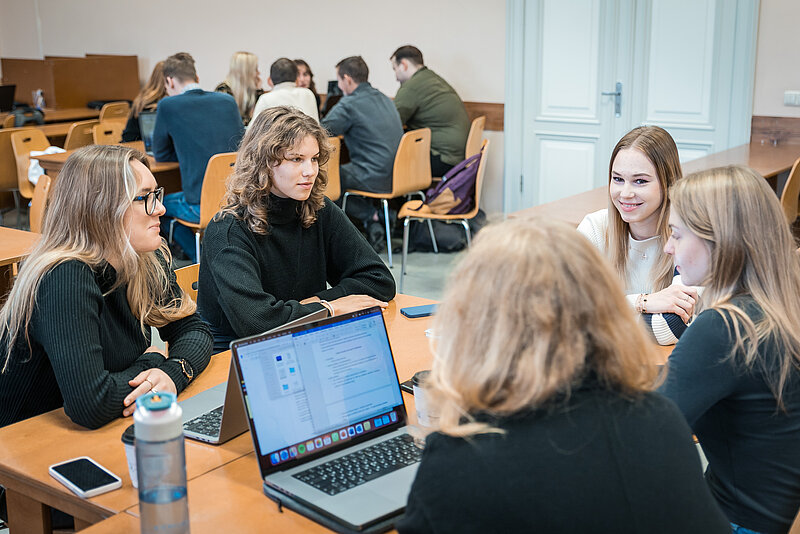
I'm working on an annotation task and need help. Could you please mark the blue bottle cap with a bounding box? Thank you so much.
[136,391,176,411]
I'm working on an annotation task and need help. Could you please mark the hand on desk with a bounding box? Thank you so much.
[301,295,388,315]
[123,364,177,417]
[644,285,698,323]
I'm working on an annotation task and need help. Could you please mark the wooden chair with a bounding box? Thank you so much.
[2,114,15,128]
[98,101,130,123]
[92,121,124,145]
[465,115,486,159]
[29,174,51,233]
[10,129,49,204]
[780,156,800,225]
[63,119,100,150]
[175,264,199,302]
[323,137,341,201]
[398,139,490,292]
[0,127,34,227]
[168,152,237,263]
[341,128,434,267]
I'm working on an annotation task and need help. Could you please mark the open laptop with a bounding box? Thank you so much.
[0,85,16,112]
[231,307,421,532]
[180,309,329,444]
[138,110,157,156]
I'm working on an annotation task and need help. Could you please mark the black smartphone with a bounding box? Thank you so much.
[49,457,122,498]
[400,304,438,319]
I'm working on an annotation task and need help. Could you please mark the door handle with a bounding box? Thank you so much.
[601,82,622,117]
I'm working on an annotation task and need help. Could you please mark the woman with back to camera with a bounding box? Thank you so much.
[294,59,321,112]
[660,165,800,534]
[216,51,264,125]
[578,125,698,344]
[0,144,212,430]
[122,60,166,142]
[198,106,395,353]
[397,218,728,534]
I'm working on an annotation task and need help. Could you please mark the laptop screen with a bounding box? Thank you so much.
[233,307,406,473]
[138,111,157,155]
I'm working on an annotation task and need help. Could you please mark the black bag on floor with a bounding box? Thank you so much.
[405,209,487,253]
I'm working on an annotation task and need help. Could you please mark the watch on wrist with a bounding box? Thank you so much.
[176,359,194,382]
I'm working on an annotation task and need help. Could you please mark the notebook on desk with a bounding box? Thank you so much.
[231,307,421,532]
[179,309,328,444]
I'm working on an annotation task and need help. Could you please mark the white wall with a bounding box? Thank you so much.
[753,0,800,118]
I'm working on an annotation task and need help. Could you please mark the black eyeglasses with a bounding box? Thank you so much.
[132,187,165,215]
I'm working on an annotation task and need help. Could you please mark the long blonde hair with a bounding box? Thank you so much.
[0,145,195,373]
[427,219,661,437]
[670,165,800,407]
[224,51,261,122]
[130,61,166,118]
[607,126,682,291]
[218,106,330,234]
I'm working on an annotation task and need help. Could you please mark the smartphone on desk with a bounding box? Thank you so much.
[49,457,122,498]
[400,304,438,319]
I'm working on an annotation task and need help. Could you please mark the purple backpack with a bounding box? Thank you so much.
[415,151,482,215]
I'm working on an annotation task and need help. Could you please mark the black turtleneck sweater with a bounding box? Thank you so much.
[0,259,212,429]
[197,195,396,352]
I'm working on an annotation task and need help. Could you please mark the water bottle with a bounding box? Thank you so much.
[134,392,190,534]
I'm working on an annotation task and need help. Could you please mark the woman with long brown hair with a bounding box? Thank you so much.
[398,218,728,533]
[197,106,395,352]
[122,60,166,142]
[661,165,800,533]
[0,145,212,429]
[578,125,698,344]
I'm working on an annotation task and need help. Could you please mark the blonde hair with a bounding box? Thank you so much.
[607,126,682,292]
[130,61,166,118]
[218,106,330,234]
[427,218,661,437]
[0,145,196,373]
[224,51,261,123]
[670,165,800,407]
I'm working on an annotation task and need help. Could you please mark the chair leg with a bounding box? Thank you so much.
[401,218,411,293]
[195,231,201,265]
[341,192,350,214]
[426,220,439,254]
[12,191,22,229]
[168,219,176,245]
[382,199,392,267]
[461,219,472,247]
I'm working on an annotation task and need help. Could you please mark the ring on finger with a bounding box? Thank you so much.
[144,378,154,390]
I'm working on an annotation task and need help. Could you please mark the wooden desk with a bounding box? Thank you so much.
[510,141,800,226]
[0,108,100,126]
[32,141,182,194]
[0,227,40,300]
[0,293,436,533]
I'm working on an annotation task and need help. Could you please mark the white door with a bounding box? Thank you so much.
[504,0,759,212]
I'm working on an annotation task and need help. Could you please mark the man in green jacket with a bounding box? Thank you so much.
[391,45,470,176]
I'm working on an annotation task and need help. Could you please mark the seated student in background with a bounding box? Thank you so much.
[294,59,321,112]
[578,125,697,345]
[321,56,404,250]
[198,107,395,353]
[249,58,319,126]
[390,45,470,176]
[215,51,264,126]
[398,218,729,534]
[153,52,244,263]
[660,166,800,534]
[122,60,166,142]
[0,145,212,430]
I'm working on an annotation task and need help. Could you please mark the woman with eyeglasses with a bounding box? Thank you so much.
[0,145,212,430]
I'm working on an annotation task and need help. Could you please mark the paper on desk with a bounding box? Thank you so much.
[28,146,66,185]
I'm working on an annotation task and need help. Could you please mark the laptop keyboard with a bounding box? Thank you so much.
[292,434,422,496]
[183,405,223,437]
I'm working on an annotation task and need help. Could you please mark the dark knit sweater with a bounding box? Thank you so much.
[0,260,212,430]
[398,385,730,534]
[198,195,396,352]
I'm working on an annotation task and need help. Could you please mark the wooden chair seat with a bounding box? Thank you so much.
[398,199,481,222]
[173,219,201,230]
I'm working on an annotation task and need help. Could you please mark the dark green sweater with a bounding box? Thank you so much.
[0,259,212,429]
[198,195,396,352]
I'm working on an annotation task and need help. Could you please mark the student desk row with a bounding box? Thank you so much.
[0,227,40,303]
[510,141,800,226]
[0,108,100,126]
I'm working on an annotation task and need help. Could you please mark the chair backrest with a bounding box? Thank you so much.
[0,126,35,195]
[10,129,50,199]
[92,121,124,145]
[391,128,432,197]
[199,152,237,228]
[461,139,490,219]
[323,136,341,201]
[174,264,199,302]
[781,156,800,224]
[2,114,15,129]
[29,174,51,233]
[99,101,130,123]
[465,116,486,159]
[63,119,100,150]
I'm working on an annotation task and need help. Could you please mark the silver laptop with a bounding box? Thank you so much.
[231,307,420,531]
[138,110,157,156]
[180,309,328,444]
